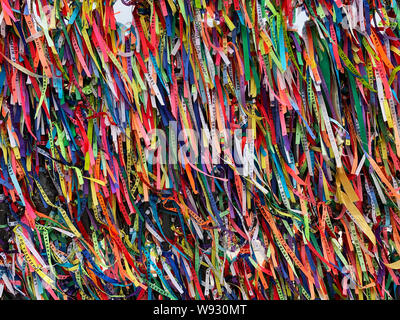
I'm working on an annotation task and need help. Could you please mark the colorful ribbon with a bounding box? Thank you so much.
[0,0,400,300]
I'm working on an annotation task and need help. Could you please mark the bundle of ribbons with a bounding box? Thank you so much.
[1,0,400,300]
